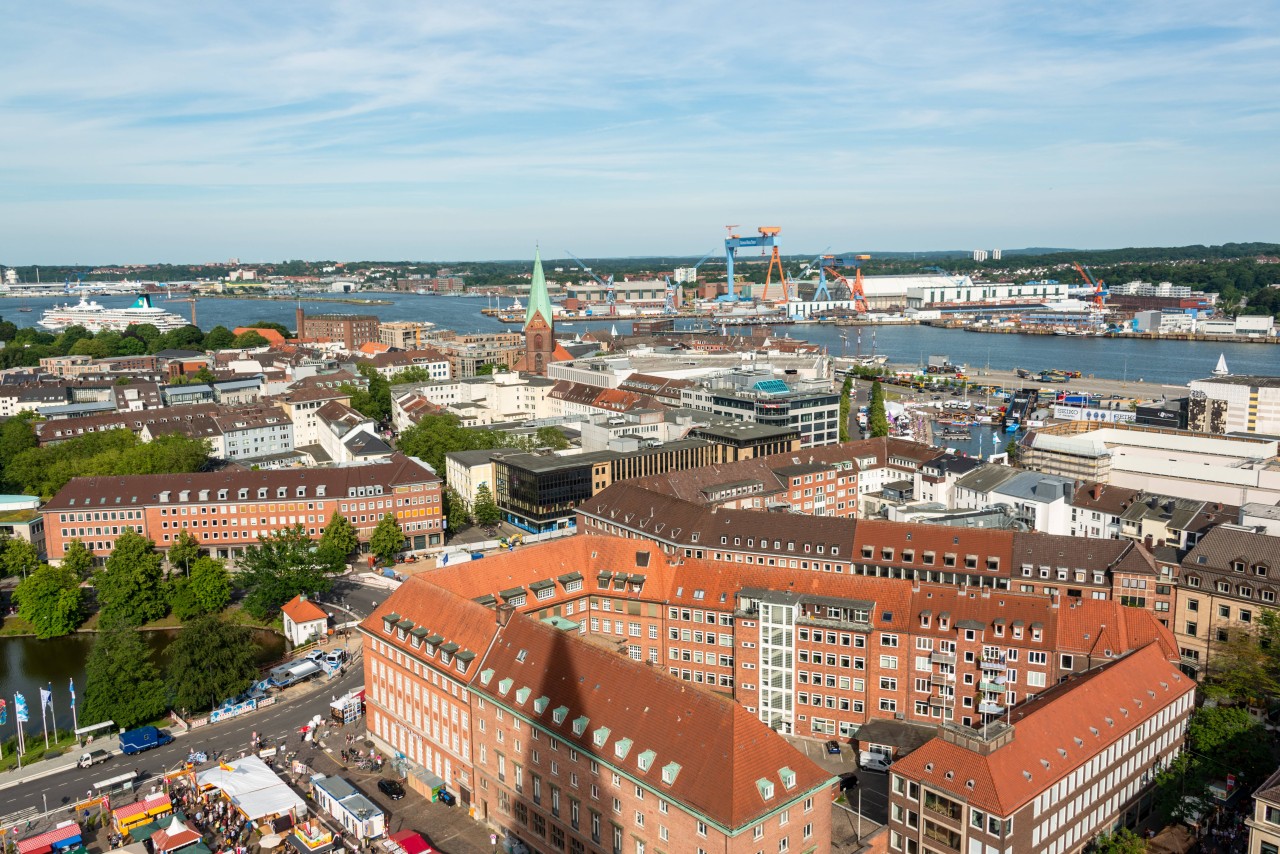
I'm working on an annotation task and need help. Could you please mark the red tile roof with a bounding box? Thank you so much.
[282,595,328,625]
[891,643,1191,816]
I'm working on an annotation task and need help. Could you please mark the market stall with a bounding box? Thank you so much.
[195,756,306,825]
[17,821,82,854]
[112,794,173,834]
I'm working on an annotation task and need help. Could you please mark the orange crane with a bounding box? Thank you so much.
[1072,262,1107,307]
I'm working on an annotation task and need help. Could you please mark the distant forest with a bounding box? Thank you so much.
[8,241,1280,317]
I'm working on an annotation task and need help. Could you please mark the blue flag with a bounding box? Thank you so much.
[69,678,76,709]
[14,693,28,724]
[0,699,6,726]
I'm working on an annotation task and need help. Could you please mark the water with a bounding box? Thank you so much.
[3,292,1273,385]
[0,628,285,725]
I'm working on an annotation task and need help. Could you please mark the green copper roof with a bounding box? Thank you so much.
[525,247,553,330]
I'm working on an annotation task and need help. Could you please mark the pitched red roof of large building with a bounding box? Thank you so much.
[891,643,1190,816]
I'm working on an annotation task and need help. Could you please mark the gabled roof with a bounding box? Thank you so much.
[892,643,1190,817]
[282,595,328,625]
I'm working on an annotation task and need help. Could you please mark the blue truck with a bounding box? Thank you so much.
[119,726,173,755]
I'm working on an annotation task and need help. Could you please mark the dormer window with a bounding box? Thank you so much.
[1232,560,1246,573]
[661,762,681,785]
[296,486,306,497]
[239,488,249,499]
[258,488,267,499]
[218,489,228,500]
[902,549,914,563]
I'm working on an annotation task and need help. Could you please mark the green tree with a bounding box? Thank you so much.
[203,326,236,350]
[96,529,168,627]
[190,366,217,384]
[319,511,360,561]
[473,483,502,528]
[868,380,890,438]
[113,335,147,356]
[167,529,202,576]
[1090,827,1146,854]
[233,330,270,348]
[1004,438,1020,463]
[533,426,570,450]
[444,487,471,532]
[14,563,85,638]
[1204,625,1280,704]
[165,616,259,714]
[2,539,40,579]
[371,513,405,565]
[128,323,163,348]
[82,626,167,729]
[0,415,37,487]
[238,525,337,620]
[839,376,853,442]
[61,539,95,580]
[343,364,392,422]
[389,366,433,384]
[188,556,231,614]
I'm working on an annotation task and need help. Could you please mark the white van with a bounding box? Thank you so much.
[858,751,892,772]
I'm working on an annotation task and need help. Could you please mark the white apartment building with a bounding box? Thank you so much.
[1189,375,1280,434]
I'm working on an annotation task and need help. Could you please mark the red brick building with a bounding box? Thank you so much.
[41,452,442,561]
[362,581,835,854]
[295,307,380,350]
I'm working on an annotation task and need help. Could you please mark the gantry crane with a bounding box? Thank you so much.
[1072,262,1108,307]
[721,226,785,302]
[813,254,872,312]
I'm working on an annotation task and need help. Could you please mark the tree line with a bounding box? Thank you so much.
[0,319,291,370]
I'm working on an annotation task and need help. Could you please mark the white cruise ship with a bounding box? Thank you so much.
[39,294,191,333]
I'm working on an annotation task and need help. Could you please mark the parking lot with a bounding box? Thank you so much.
[784,736,890,823]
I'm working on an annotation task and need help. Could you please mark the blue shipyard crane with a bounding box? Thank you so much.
[721,225,786,302]
[813,254,871,311]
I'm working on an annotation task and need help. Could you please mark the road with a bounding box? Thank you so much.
[0,581,383,818]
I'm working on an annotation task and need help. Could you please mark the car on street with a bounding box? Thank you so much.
[438,790,457,806]
[377,779,406,800]
[825,740,842,755]
[859,752,892,772]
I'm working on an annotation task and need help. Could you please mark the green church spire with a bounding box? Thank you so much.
[525,247,553,330]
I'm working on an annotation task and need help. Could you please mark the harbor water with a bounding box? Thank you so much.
[3,292,1272,386]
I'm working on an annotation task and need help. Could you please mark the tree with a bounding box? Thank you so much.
[839,376,853,442]
[238,525,337,620]
[473,483,502,528]
[61,539,95,580]
[370,513,405,565]
[14,563,85,638]
[343,364,392,422]
[168,529,202,576]
[190,366,217,384]
[2,539,40,579]
[233,330,269,348]
[96,529,168,627]
[389,366,433,384]
[868,380,890,438]
[533,426,570,450]
[170,556,232,619]
[1090,827,1146,854]
[165,616,259,714]
[319,512,359,561]
[444,487,471,532]
[0,415,37,485]
[203,326,236,350]
[1204,625,1280,704]
[83,626,167,728]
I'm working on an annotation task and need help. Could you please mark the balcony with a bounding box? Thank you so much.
[979,681,1005,694]
[929,673,953,686]
[978,701,1006,715]
[930,652,956,665]
[980,658,1007,671]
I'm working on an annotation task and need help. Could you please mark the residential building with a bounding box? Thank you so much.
[1174,525,1280,678]
[378,321,436,350]
[445,449,509,507]
[39,354,160,378]
[314,400,393,465]
[361,578,835,854]
[41,452,443,561]
[952,468,1075,535]
[296,307,380,350]
[277,386,354,447]
[393,373,558,429]
[282,594,330,647]
[1246,766,1280,854]
[358,349,450,382]
[432,332,523,378]
[887,643,1194,854]
[141,403,294,464]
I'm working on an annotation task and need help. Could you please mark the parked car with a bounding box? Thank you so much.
[858,751,892,772]
[377,779,406,800]
[438,790,457,807]
[304,650,327,663]
[325,649,347,666]
[825,740,841,756]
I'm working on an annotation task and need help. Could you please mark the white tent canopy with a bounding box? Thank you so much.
[196,755,305,822]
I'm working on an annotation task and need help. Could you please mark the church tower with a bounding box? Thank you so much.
[524,248,554,375]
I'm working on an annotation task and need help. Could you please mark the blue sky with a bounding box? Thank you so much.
[2,1,1278,263]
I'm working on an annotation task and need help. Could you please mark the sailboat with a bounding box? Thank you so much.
[1212,353,1229,377]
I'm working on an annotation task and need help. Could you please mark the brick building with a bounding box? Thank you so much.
[295,307,380,350]
[362,577,835,854]
[887,643,1194,854]
[41,452,443,561]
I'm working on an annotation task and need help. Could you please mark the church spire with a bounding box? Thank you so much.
[525,246,553,331]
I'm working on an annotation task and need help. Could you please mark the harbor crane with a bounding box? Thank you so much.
[565,251,616,315]
[721,226,786,302]
[1071,262,1108,307]
[813,254,872,312]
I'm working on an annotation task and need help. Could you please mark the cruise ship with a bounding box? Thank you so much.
[39,294,191,333]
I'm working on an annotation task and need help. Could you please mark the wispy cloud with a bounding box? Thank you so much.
[1,0,1277,261]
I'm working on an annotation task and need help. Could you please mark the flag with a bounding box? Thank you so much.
[0,699,6,726]
[14,694,28,723]
[69,679,76,709]
[219,761,235,772]
[40,688,52,714]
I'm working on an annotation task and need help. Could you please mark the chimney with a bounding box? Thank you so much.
[496,603,516,628]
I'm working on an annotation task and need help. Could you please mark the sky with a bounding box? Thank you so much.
[2,1,1278,264]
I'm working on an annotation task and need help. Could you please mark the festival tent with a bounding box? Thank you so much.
[196,755,305,822]
[16,822,82,854]
[150,816,203,854]
[387,830,435,854]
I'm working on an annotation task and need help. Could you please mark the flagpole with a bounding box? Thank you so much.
[14,695,24,768]
[70,680,79,736]
[48,684,59,747]
[41,693,49,751]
